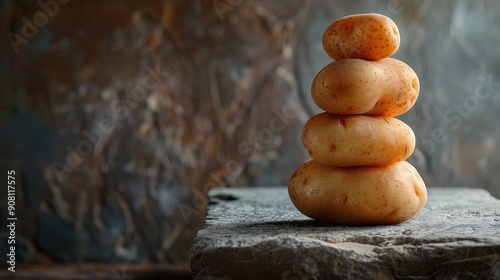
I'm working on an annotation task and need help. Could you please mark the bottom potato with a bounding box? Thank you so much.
[288,160,427,225]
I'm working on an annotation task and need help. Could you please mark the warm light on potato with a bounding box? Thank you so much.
[322,13,400,61]
[302,113,415,166]
[288,13,426,226]
[311,58,419,117]
[288,160,427,225]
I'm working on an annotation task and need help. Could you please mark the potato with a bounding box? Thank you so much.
[302,113,415,166]
[322,13,400,61]
[288,160,427,225]
[311,58,419,117]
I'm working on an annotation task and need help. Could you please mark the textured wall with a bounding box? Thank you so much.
[0,0,499,266]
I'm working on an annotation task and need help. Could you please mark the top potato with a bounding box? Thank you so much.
[323,13,400,61]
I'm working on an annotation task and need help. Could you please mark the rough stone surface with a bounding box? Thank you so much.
[190,187,500,280]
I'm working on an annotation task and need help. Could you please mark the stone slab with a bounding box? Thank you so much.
[190,187,500,279]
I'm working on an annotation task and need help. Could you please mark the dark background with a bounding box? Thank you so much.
[0,0,499,275]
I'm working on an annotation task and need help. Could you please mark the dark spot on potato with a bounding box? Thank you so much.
[339,118,347,128]
[414,187,420,196]
[412,78,418,90]
[330,144,336,152]
[342,195,349,207]
[387,206,401,218]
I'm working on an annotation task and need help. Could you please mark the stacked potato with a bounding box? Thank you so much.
[288,13,427,225]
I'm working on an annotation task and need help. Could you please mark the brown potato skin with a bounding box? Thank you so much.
[288,160,427,225]
[311,58,419,117]
[302,113,415,167]
[323,13,400,61]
